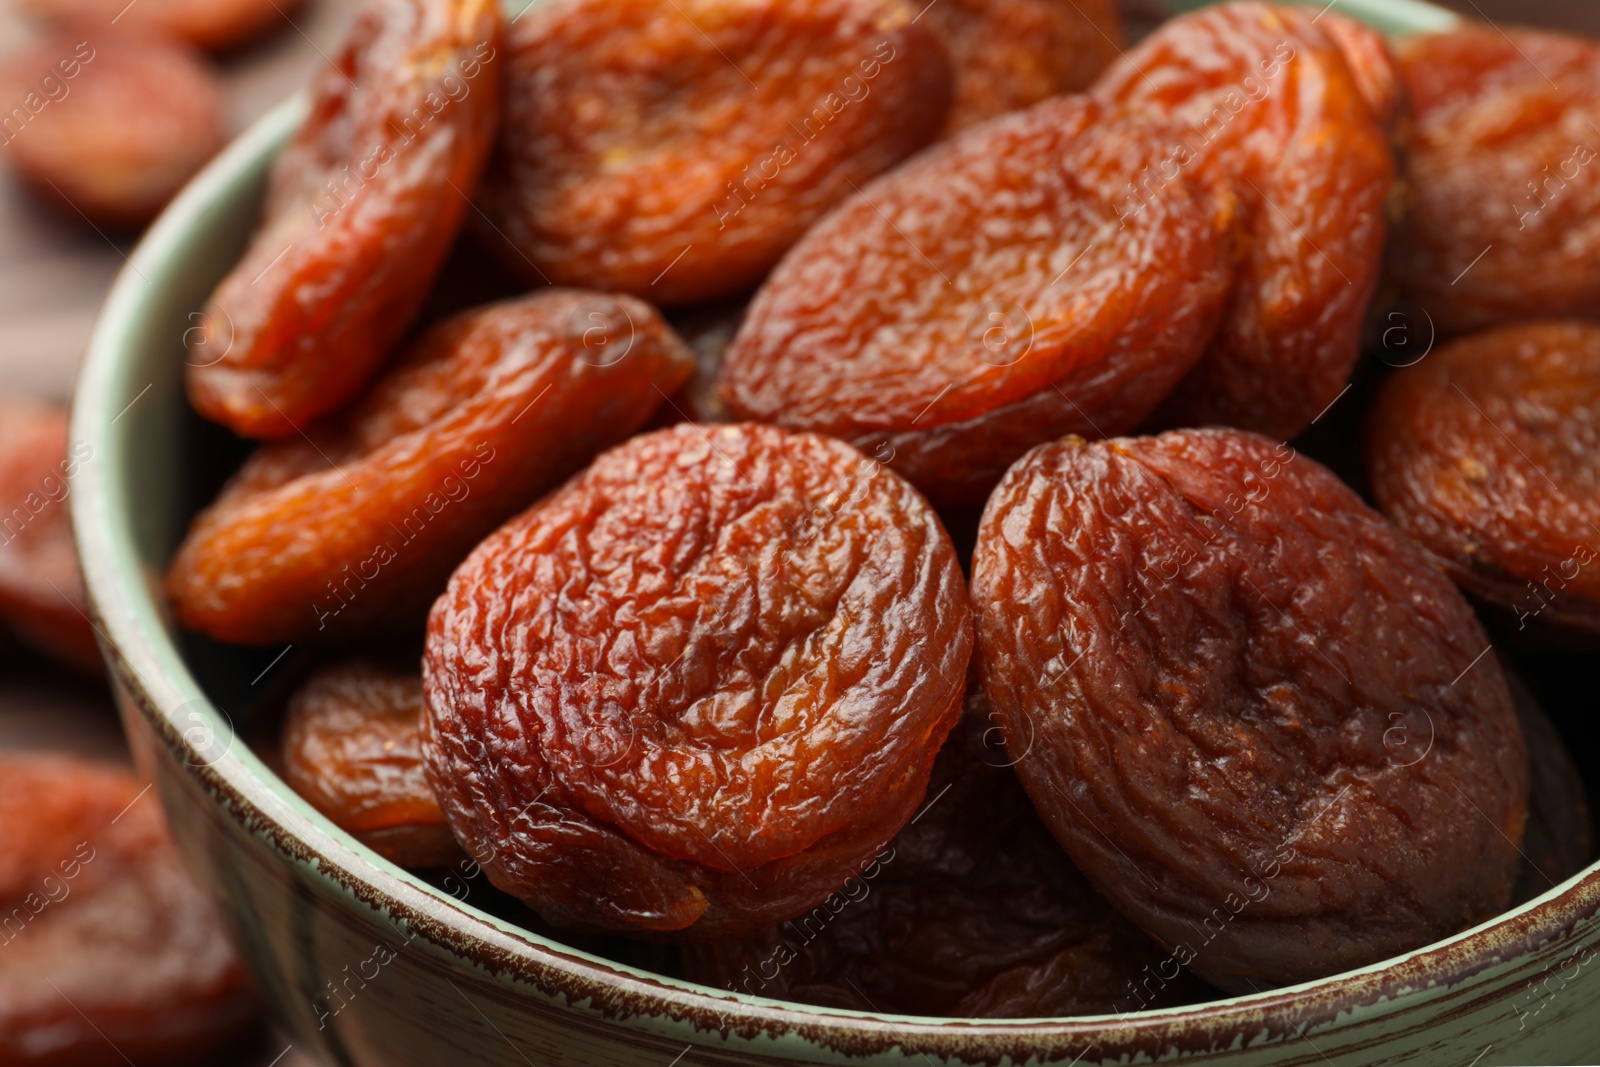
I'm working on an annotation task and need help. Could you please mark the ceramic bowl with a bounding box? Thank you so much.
[71,1,1600,1062]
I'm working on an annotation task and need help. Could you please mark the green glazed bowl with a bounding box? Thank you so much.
[70,1,1600,1062]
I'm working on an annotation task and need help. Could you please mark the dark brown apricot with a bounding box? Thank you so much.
[18,0,302,53]
[973,429,1528,991]
[423,422,972,938]
[658,303,746,426]
[0,757,259,1065]
[1506,665,1591,904]
[1094,2,1396,439]
[720,94,1237,506]
[186,0,503,439]
[475,0,950,307]
[282,663,463,868]
[1367,322,1600,637]
[168,290,693,646]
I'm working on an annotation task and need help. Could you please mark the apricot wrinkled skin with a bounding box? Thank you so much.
[283,663,463,868]
[683,695,1190,1017]
[476,0,951,307]
[1367,322,1600,637]
[1094,2,1396,439]
[720,95,1238,507]
[186,0,503,439]
[0,35,224,229]
[1392,28,1600,336]
[972,429,1528,991]
[19,0,302,52]
[423,423,972,939]
[0,758,259,1066]
[167,290,693,646]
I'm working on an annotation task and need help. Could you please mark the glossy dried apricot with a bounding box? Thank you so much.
[0,34,224,228]
[920,0,1121,135]
[1391,27,1600,336]
[720,95,1237,506]
[168,290,693,646]
[0,396,99,672]
[0,756,259,1064]
[1507,667,1591,903]
[1094,2,1396,439]
[423,422,972,938]
[282,663,463,868]
[475,0,950,306]
[683,693,1191,1017]
[18,0,302,52]
[186,0,503,439]
[972,429,1528,991]
[1367,322,1600,637]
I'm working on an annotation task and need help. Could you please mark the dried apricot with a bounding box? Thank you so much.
[282,663,464,868]
[18,0,302,53]
[682,692,1192,1017]
[186,0,503,439]
[1094,3,1396,439]
[1507,666,1591,903]
[0,396,99,672]
[168,290,693,646]
[423,422,972,938]
[0,756,259,1064]
[972,429,1528,991]
[1391,27,1600,336]
[475,0,951,306]
[720,95,1237,506]
[920,0,1121,135]
[1367,322,1600,638]
[0,34,224,228]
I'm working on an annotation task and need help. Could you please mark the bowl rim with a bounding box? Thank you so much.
[67,0,1600,1059]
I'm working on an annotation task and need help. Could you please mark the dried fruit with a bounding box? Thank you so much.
[1391,27,1600,336]
[423,422,972,938]
[972,428,1528,991]
[475,0,952,306]
[0,34,224,228]
[18,0,302,53]
[1507,665,1591,904]
[720,95,1237,506]
[0,396,99,671]
[683,693,1193,1017]
[1367,322,1600,637]
[920,0,1121,135]
[282,663,463,868]
[0,757,259,1064]
[186,0,504,438]
[1094,2,1396,439]
[168,290,693,646]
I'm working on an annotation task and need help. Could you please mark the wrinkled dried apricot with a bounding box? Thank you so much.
[1391,27,1600,336]
[476,0,950,307]
[1094,2,1396,439]
[19,0,301,53]
[1507,666,1591,903]
[168,290,693,646]
[1367,322,1600,637]
[683,692,1191,1017]
[423,422,972,938]
[972,429,1528,991]
[720,95,1237,506]
[0,396,99,672]
[186,0,503,439]
[920,0,1121,135]
[0,34,224,228]
[282,663,463,868]
[0,757,259,1064]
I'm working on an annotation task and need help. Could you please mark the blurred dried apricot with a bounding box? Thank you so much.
[18,0,301,53]
[423,422,972,938]
[168,290,693,646]
[1095,2,1396,439]
[973,429,1528,991]
[920,0,1121,135]
[0,34,224,228]
[186,0,503,438]
[1317,10,1405,134]
[0,757,259,1064]
[0,396,99,671]
[475,0,951,306]
[683,693,1194,1017]
[1391,27,1600,335]
[720,95,1237,506]
[1507,665,1591,903]
[283,663,463,868]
